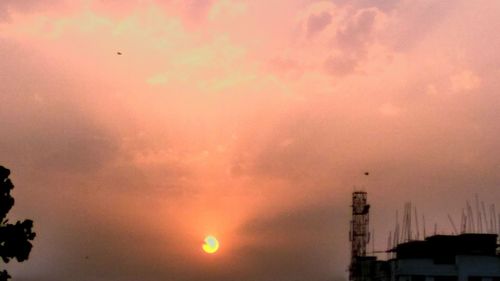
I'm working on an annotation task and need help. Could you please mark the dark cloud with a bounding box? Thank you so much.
[0,0,64,22]
[9,204,181,281]
[324,55,358,76]
[11,201,350,281]
[232,78,500,245]
[331,0,400,11]
[310,7,379,76]
[0,40,119,175]
[336,9,377,53]
[307,11,332,38]
[385,1,458,51]
[242,107,377,185]
[236,203,349,281]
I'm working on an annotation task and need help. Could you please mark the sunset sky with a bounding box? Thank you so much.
[1,1,500,280]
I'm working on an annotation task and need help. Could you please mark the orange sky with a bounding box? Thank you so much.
[1,1,500,280]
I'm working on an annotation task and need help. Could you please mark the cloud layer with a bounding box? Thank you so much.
[1,0,500,280]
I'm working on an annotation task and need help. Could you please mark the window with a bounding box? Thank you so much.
[433,255,456,264]
[412,275,425,281]
[468,276,482,281]
[434,276,458,281]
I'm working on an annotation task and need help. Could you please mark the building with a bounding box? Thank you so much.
[348,192,500,281]
[389,234,500,281]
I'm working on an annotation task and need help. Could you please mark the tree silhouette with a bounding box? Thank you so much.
[0,166,36,281]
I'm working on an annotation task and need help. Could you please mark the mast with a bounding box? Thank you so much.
[349,191,370,281]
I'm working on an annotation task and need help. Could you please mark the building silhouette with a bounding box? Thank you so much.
[349,192,500,281]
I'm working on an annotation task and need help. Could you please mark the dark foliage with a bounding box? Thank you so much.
[0,166,36,281]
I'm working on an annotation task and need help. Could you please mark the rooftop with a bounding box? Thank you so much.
[393,233,499,260]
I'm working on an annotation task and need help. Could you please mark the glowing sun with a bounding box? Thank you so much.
[202,235,219,254]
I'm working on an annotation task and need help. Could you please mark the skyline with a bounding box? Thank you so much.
[1,1,500,280]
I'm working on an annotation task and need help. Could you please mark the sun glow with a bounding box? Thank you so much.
[202,235,219,254]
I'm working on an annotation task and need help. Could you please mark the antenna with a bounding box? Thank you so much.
[481,201,487,233]
[493,204,497,234]
[401,205,406,242]
[394,210,399,246]
[497,210,500,235]
[395,222,400,246]
[489,204,494,233]
[475,194,482,233]
[447,214,458,235]
[466,200,475,232]
[349,191,370,281]
[460,209,466,233]
[401,202,413,242]
[387,231,392,259]
[414,206,420,240]
[408,202,412,241]
[422,214,426,238]
[372,227,375,255]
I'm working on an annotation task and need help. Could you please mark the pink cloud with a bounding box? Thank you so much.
[307,11,332,38]
[2,1,500,280]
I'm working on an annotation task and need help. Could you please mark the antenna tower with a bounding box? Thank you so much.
[349,191,370,281]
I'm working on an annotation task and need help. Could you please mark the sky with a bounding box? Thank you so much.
[1,0,500,280]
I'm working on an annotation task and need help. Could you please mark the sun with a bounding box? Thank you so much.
[202,235,219,254]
